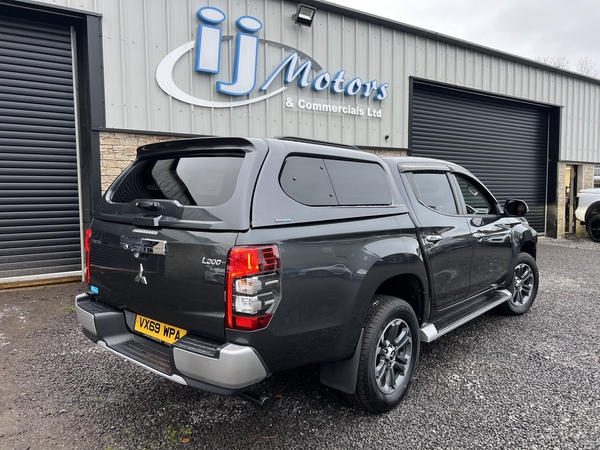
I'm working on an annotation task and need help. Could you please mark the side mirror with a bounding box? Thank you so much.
[504,199,528,217]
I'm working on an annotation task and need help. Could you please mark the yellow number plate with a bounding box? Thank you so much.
[134,314,187,345]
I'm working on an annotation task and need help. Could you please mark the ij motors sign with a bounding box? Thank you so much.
[156,6,389,116]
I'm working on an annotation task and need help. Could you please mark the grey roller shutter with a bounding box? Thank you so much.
[0,18,81,280]
[411,81,548,233]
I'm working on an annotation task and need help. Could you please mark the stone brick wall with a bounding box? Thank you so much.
[557,163,567,237]
[581,163,595,189]
[99,132,187,192]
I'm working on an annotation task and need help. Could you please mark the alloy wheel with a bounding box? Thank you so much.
[374,318,412,394]
[511,262,534,306]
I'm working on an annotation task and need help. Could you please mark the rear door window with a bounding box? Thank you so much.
[454,175,492,215]
[408,172,458,215]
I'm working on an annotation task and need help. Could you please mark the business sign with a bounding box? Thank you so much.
[156,6,389,114]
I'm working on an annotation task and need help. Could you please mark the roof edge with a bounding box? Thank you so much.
[288,0,600,86]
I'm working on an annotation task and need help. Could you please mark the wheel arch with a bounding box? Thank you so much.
[520,239,537,260]
[584,200,600,223]
[374,273,426,326]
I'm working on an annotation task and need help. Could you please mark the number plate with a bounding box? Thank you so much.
[134,314,187,345]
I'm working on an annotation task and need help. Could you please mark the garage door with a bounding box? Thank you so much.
[411,81,548,233]
[0,17,81,282]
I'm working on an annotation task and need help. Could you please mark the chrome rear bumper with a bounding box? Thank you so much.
[75,293,267,394]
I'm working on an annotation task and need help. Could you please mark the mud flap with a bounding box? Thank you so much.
[319,329,364,394]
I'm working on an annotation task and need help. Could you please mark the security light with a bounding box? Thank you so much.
[293,4,316,27]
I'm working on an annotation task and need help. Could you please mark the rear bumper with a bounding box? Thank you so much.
[75,293,267,394]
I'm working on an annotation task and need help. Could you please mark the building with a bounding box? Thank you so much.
[1,0,599,287]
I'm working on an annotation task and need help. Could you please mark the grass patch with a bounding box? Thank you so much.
[165,425,193,445]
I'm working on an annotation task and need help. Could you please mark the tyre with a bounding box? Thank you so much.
[587,214,600,242]
[500,252,539,315]
[345,295,420,413]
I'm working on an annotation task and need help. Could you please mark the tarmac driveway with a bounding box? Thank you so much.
[0,237,599,449]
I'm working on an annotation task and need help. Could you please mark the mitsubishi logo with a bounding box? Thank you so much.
[135,263,148,285]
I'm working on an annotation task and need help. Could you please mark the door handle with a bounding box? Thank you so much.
[425,234,442,243]
[472,232,485,239]
[120,237,168,255]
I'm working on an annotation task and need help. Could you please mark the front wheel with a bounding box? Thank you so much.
[500,252,539,316]
[587,214,600,242]
[344,295,420,413]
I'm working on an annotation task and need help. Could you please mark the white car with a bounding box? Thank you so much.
[575,188,600,242]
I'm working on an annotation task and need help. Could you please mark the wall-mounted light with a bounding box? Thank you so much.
[292,4,316,27]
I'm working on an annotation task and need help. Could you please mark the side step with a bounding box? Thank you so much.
[419,289,511,343]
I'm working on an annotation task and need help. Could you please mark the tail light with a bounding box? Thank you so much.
[226,245,281,331]
[84,228,92,285]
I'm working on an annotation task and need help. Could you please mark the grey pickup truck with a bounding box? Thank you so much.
[76,137,538,413]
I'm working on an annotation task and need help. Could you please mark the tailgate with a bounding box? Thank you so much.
[89,219,236,341]
[87,138,269,342]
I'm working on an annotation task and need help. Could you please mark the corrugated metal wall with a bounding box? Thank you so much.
[34,0,600,163]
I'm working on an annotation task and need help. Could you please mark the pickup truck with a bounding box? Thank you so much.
[75,137,538,413]
[575,188,600,242]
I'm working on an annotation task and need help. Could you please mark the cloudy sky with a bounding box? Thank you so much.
[331,0,600,74]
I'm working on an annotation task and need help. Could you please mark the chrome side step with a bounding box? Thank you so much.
[419,289,511,343]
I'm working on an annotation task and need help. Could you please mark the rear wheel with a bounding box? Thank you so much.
[345,295,420,413]
[587,214,600,242]
[500,252,539,315]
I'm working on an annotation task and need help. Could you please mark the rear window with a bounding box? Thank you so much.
[110,156,244,206]
[280,156,392,206]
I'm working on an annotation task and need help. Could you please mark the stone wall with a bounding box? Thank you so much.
[581,163,595,189]
[557,163,567,237]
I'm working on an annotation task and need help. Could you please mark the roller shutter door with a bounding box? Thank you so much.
[411,81,548,233]
[0,18,81,281]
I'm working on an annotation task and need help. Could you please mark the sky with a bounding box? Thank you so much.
[330,0,600,74]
